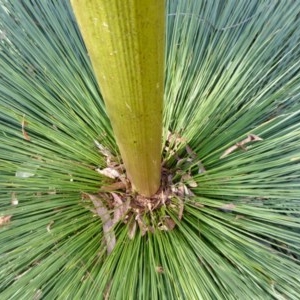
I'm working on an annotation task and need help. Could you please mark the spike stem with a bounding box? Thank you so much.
[71,0,165,196]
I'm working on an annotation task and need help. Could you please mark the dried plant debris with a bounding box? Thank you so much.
[46,220,54,233]
[155,266,164,273]
[165,130,187,158]
[111,193,130,224]
[94,140,113,158]
[158,216,176,231]
[96,167,120,179]
[220,203,236,213]
[21,114,31,141]
[181,174,197,187]
[0,215,12,226]
[163,131,206,175]
[100,181,127,192]
[85,193,116,255]
[104,280,112,300]
[83,174,191,252]
[11,192,18,205]
[128,218,137,239]
[220,134,263,159]
[94,140,127,184]
[92,141,127,181]
[88,131,203,253]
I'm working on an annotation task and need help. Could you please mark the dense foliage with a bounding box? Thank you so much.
[1,1,300,299]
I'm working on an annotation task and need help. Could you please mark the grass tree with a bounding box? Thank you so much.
[1,0,300,299]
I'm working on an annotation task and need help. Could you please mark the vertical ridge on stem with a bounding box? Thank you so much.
[71,0,165,196]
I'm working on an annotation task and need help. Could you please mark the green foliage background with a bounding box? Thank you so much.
[1,0,300,299]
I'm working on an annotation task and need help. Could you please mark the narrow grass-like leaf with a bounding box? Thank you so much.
[1,0,300,299]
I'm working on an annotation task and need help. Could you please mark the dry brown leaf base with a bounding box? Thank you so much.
[83,133,203,254]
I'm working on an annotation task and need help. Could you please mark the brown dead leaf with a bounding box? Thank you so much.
[171,185,178,194]
[0,215,12,226]
[103,224,115,254]
[104,280,112,300]
[100,181,126,192]
[220,144,239,159]
[181,173,190,182]
[186,145,206,173]
[188,180,198,188]
[136,216,148,236]
[178,197,184,220]
[158,222,168,231]
[164,217,176,230]
[21,115,30,141]
[183,184,190,196]
[112,193,130,224]
[94,140,112,157]
[249,134,263,141]
[160,190,168,205]
[155,266,164,273]
[111,192,122,205]
[192,201,204,208]
[186,144,197,159]
[96,167,120,179]
[158,217,176,231]
[177,183,185,197]
[176,158,187,168]
[128,219,137,240]
[220,134,263,158]
[167,131,186,147]
[87,193,116,254]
